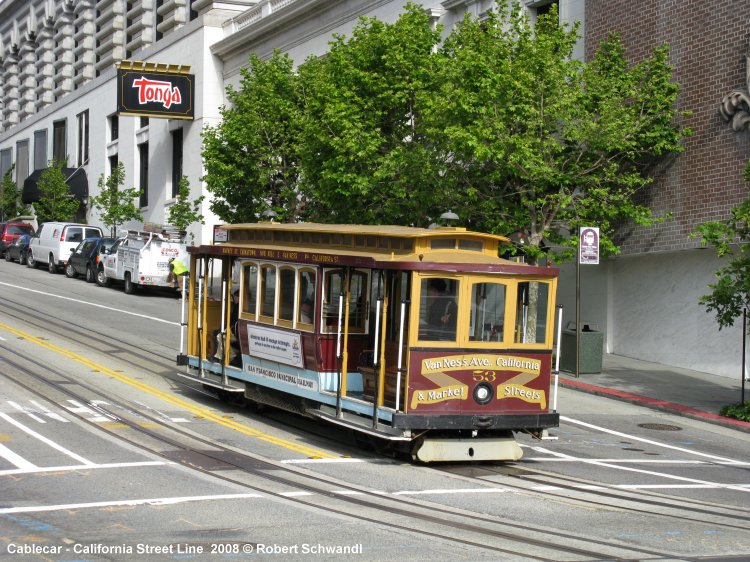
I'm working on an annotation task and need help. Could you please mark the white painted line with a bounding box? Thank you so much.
[0,281,179,326]
[528,444,750,494]
[64,400,110,422]
[393,488,509,496]
[560,415,742,463]
[0,460,173,476]
[523,457,750,466]
[7,400,45,423]
[30,400,69,422]
[0,411,94,466]
[0,442,37,470]
[281,491,315,497]
[281,458,364,464]
[0,493,265,515]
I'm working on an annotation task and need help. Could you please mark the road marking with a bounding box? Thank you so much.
[7,400,46,422]
[0,281,179,326]
[0,460,173,476]
[0,322,337,459]
[0,411,95,466]
[560,415,744,463]
[0,493,265,515]
[0,441,37,469]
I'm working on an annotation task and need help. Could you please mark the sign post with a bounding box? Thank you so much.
[575,227,599,377]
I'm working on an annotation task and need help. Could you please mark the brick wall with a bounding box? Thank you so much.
[586,0,750,254]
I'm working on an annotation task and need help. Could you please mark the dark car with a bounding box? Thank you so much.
[65,237,118,283]
[0,222,35,258]
[4,233,33,265]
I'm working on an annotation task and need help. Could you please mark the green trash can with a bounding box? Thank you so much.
[560,322,603,374]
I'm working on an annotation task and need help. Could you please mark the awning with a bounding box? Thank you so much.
[22,167,89,204]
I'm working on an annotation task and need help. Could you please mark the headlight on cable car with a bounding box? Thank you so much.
[473,382,493,405]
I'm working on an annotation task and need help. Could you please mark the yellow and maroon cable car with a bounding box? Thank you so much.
[177,223,559,462]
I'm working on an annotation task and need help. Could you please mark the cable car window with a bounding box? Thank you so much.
[298,269,316,328]
[323,269,368,333]
[469,282,506,342]
[419,277,458,341]
[260,264,276,322]
[458,239,483,252]
[278,266,295,323]
[431,238,455,250]
[242,262,258,317]
[515,281,550,344]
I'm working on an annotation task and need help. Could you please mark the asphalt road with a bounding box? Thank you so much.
[1,260,749,561]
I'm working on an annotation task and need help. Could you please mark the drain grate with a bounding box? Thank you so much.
[638,423,682,431]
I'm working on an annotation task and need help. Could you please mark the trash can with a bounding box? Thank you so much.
[559,322,603,374]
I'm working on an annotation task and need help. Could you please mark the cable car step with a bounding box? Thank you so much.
[306,408,412,441]
[175,371,245,393]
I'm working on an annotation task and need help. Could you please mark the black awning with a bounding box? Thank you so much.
[22,167,89,204]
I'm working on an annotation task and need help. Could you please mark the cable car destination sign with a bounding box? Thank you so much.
[117,61,194,120]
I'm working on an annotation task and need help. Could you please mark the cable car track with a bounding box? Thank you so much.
[0,341,680,561]
[1,284,747,558]
[436,461,750,532]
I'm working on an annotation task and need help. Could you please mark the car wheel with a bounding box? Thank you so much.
[48,255,57,274]
[124,273,135,294]
[96,267,110,287]
[4,251,11,262]
[18,251,26,265]
[27,252,37,269]
[65,263,77,278]
[85,265,95,283]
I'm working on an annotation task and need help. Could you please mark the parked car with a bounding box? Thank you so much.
[28,222,103,273]
[0,222,35,258]
[65,237,118,283]
[4,233,33,265]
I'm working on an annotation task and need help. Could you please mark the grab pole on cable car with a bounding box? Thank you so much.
[371,270,384,426]
[335,268,351,418]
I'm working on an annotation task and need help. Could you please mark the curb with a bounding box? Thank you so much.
[558,376,750,434]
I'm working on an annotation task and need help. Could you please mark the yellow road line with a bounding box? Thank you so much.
[0,323,336,459]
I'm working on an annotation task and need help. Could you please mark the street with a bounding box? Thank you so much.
[1,261,749,561]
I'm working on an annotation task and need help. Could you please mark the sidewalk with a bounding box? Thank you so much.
[557,354,750,433]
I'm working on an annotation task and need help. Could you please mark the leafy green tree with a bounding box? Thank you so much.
[298,4,444,225]
[1,167,30,220]
[694,163,750,331]
[168,176,204,242]
[430,2,689,264]
[36,160,80,223]
[202,51,303,223]
[90,162,143,237]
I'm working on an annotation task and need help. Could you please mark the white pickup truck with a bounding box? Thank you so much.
[96,230,189,294]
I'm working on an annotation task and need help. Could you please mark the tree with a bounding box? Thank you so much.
[694,163,750,331]
[202,51,303,223]
[36,160,80,223]
[1,166,30,220]
[298,4,445,225]
[430,2,690,264]
[167,176,204,242]
[90,162,143,237]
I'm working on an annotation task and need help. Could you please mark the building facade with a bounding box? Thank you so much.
[5,0,745,379]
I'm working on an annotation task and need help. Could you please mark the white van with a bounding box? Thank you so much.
[28,222,103,273]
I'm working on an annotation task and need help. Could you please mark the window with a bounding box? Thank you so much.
[418,277,458,342]
[139,116,149,128]
[64,227,83,242]
[278,266,296,324]
[15,140,29,190]
[109,154,118,176]
[469,282,506,342]
[76,110,89,166]
[515,281,550,344]
[259,264,276,321]
[138,143,149,208]
[52,121,66,163]
[171,128,183,198]
[297,269,316,329]
[34,130,48,171]
[323,269,368,333]
[242,262,258,318]
[0,148,12,180]
[109,114,119,142]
